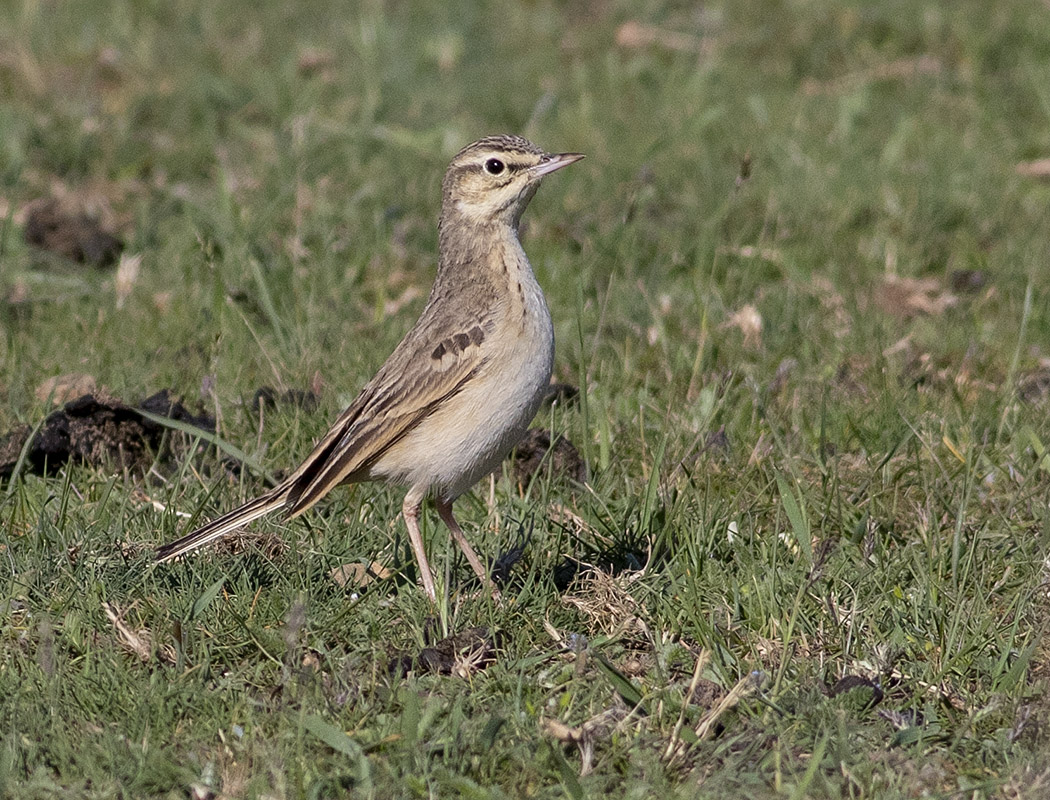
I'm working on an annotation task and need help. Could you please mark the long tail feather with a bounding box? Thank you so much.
[155,488,287,562]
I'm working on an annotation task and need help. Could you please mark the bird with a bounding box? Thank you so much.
[155,134,583,601]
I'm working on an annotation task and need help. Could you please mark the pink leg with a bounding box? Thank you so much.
[403,488,436,601]
[436,498,497,597]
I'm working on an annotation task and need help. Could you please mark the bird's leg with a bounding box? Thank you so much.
[403,488,436,602]
[436,498,498,598]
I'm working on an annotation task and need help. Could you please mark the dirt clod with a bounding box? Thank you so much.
[24,198,124,267]
[828,674,884,710]
[511,428,587,486]
[0,389,215,480]
[948,269,988,294]
[390,626,505,678]
[543,382,579,406]
[250,386,320,414]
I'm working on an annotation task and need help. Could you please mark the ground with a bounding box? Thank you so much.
[1,0,1050,797]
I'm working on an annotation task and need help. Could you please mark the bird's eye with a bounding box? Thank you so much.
[484,158,505,175]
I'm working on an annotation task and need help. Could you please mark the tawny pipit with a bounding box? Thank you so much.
[155,135,583,600]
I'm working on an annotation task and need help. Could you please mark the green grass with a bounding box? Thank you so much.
[3,0,1050,796]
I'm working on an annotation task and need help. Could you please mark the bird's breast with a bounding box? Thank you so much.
[371,255,554,500]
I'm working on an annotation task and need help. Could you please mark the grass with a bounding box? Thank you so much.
[2,0,1050,796]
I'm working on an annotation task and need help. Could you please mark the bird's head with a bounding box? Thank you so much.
[441,135,583,230]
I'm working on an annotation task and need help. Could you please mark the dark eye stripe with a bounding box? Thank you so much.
[480,157,526,173]
[444,158,524,184]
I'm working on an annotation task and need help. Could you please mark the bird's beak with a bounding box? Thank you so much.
[531,152,585,178]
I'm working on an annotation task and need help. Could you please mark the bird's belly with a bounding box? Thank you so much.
[371,318,554,500]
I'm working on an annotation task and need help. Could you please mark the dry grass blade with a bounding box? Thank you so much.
[103,602,176,664]
[614,21,713,55]
[114,253,141,309]
[542,706,633,776]
[329,561,392,589]
[663,650,711,761]
[666,668,761,765]
[561,568,648,638]
[875,275,958,318]
[724,304,763,349]
[131,489,193,519]
[694,673,760,740]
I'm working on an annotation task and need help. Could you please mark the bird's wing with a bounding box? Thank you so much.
[155,318,491,562]
[282,319,492,515]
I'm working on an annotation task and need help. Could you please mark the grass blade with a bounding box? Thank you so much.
[190,578,225,620]
[303,714,373,791]
[135,408,277,485]
[776,474,812,567]
[595,653,645,711]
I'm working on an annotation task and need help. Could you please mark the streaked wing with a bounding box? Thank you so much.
[282,321,490,515]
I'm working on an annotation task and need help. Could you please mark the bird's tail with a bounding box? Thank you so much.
[154,487,288,562]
